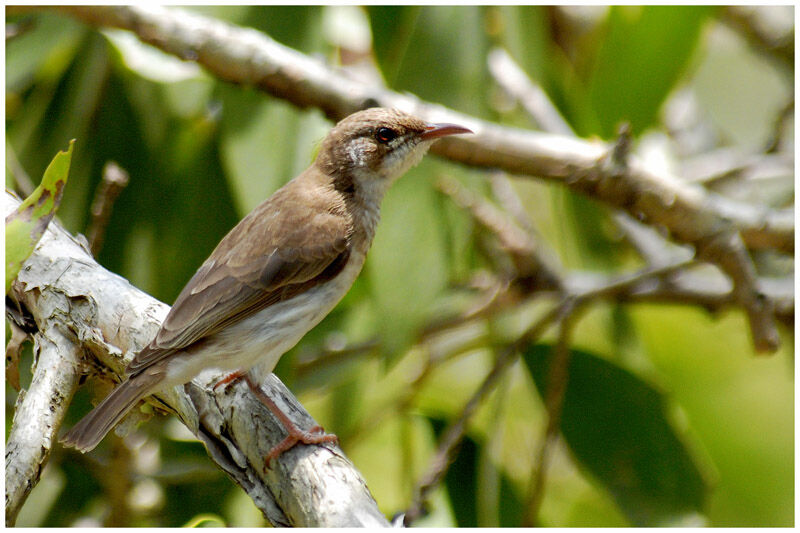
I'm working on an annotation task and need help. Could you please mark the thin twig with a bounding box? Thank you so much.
[568,258,697,301]
[87,161,130,256]
[402,347,518,525]
[5,140,35,197]
[403,305,563,526]
[612,212,693,267]
[764,99,794,154]
[13,4,790,352]
[404,254,735,525]
[488,40,783,353]
[436,174,562,290]
[523,299,577,526]
[489,172,536,235]
[487,47,573,136]
[721,6,794,70]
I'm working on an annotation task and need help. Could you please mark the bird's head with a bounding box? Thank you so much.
[316,108,471,199]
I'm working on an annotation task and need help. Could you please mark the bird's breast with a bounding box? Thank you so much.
[166,248,369,385]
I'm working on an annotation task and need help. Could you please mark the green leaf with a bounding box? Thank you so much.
[522,344,708,525]
[6,139,74,292]
[218,87,328,214]
[365,6,422,87]
[5,12,85,93]
[494,6,551,83]
[587,6,715,137]
[366,6,491,117]
[427,417,525,527]
[430,417,479,527]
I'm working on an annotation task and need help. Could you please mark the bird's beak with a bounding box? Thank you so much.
[420,122,473,140]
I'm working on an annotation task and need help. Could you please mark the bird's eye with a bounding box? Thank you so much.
[375,127,398,144]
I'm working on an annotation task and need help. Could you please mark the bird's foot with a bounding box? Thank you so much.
[240,374,339,468]
[265,424,339,468]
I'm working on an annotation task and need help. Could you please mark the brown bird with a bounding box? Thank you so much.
[60,107,472,462]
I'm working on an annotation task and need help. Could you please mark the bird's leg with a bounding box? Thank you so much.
[213,370,246,392]
[242,374,338,467]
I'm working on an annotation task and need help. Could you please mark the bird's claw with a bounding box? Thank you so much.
[264,425,339,469]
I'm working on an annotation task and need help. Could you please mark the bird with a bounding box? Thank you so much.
[60,107,472,463]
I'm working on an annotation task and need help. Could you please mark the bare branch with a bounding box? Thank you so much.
[485,43,785,351]
[87,161,130,256]
[403,348,517,525]
[11,5,786,352]
[5,140,35,197]
[523,301,577,526]
[10,5,791,258]
[404,305,561,526]
[721,6,794,71]
[435,174,561,291]
[487,47,573,136]
[4,192,389,527]
[5,325,83,526]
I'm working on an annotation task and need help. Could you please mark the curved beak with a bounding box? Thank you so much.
[420,122,473,140]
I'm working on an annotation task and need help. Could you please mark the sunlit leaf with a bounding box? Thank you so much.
[522,344,708,525]
[587,6,715,137]
[5,12,85,93]
[6,140,74,292]
[366,6,491,117]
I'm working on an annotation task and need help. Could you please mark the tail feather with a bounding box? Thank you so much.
[60,374,160,453]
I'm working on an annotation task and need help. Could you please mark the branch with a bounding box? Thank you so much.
[486,45,785,352]
[4,192,389,527]
[437,162,788,351]
[13,5,791,258]
[523,301,577,526]
[403,346,517,525]
[435,173,562,291]
[487,47,574,136]
[721,6,794,71]
[404,305,562,526]
[87,161,129,256]
[5,324,82,526]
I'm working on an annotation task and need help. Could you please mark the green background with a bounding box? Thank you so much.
[6,6,793,527]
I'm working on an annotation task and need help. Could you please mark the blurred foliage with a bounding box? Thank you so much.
[524,344,707,526]
[5,5,793,527]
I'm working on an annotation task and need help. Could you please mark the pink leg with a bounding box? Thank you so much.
[213,370,246,391]
[242,374,338,468]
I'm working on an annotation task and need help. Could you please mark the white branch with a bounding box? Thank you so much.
[5,325,82,527]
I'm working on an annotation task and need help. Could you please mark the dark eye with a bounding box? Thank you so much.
[375,127,397,144]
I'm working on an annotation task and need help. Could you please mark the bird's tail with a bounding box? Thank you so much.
[60,373,161,453]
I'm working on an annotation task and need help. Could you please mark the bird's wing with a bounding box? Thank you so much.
[127,190,351,376]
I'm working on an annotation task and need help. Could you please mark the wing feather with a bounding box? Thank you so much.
[127,178,352,376]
